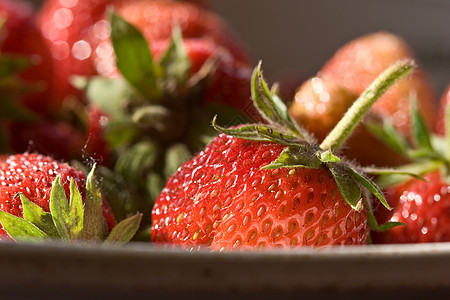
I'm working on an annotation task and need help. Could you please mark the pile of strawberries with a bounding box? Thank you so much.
[0,0,448,249]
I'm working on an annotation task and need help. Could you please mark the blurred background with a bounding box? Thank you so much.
[27,0,450,94]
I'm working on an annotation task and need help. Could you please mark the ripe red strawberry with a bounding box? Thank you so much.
[0,0,54,115]
[151,61,414,250]
[320,31,437,137]
[289,76,406,166]
[0,153,142,242]
[372,171,450,243]
[152,133,368,249]
[435,83,450,135]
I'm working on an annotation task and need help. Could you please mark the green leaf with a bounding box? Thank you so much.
[0,55,31,78]
[20,194,59,238]
[328,163,361,209]
[262,145,322,169]
[362,192,403,232]
[49,175,71,240]
[86,76,133,118]
[411,94,433,152]
[212,117,269,141]
[159,24,191,86]
[349,168,391,210]
[375,161,439,188]
[68,179,84,238]
[0,96,36,122]
[366,119,410,157]
[109,10,161,99]
[255,125,304,146]
[105,117,139,149]
[82,166,108,241]
[115,140,160,189]
[250,63,307,137]
[104,213,142,244]
[165,143,192,178]
[0,210,49,241]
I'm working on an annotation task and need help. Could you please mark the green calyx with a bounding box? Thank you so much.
[214,60,416,232]
[0,166,142,244]
[369,92,450,187]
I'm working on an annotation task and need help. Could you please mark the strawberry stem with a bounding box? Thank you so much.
[320,59,415,152]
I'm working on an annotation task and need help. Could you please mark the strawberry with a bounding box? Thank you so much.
[373,171,450,243]
[151,60,415,250]
[289,76,407,166]
[37,0,250,102]
[370,89,450,244]
[85,105,111,166]
[0,0,54,115]
[319,32,437,144]
[435,83,450,135]
[7,121,86,161]
[0,153,141,243]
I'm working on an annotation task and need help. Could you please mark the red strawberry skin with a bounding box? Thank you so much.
[320,32,437,136]
[152,133,368,250]
[373,171,450,244]
[0,153,115,238]
[435,84,450,135]
[0,0,54,115]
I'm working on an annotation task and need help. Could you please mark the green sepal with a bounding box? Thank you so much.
[109,10,161,99]
[82,166,108,241]
[0,95,36,122]
[68,179,84,238]
[375,161,439,188]
[165,143,192,178]
[262,145,322,170]
[49,175,72,240]
[255,125,304,146]
[159,24,191,87]
[362,192,403,232]
[366,119,410,157]
[327,163,361,210]
[250,62,309,138]
[115,140,160,189]
[0,210,49,241]
[105,213,142,245]
[212,117,270,141]
[85,76,133,119]
[349,168,391,210]
[411,94,433,152]
[320,150,341,163]
[20,194,59,238]
[0,55,31,78]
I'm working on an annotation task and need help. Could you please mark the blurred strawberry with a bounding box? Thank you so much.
[0,0,54,115]
[38,0,250,102]
[7,121,86,161]
[289,76,407,166]
[320,32,437,136]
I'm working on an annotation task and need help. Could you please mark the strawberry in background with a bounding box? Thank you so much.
[37,0,251,108]
[370,85,450,243]
[0,0,54,115]
[289,32,438,167]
